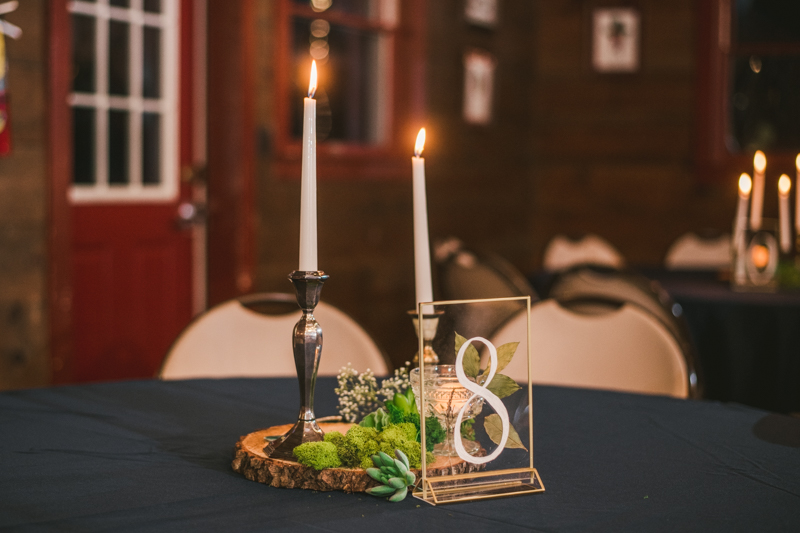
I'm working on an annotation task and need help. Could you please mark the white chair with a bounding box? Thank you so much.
[160,293,388,379]
[665,232,731,270]
[490,300,689,398]
[542,234,625,272]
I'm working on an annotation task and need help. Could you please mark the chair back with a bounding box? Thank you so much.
[492,300,690,398]
[160,293,388,379]
[665,232,731,270]
[542,234,624,272]
[434,238,538,338]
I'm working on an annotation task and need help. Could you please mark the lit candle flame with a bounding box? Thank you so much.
[308,61,317,98]
[779,174,791,197]
[739,173,752,197]
[414,128,426,158]
[796,154,800,171]
[754,150,766,173]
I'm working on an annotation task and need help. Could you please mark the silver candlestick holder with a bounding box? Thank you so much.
[408,309,444,365]
[265,270,329,460]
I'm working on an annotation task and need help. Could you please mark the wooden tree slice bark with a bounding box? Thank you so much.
[231,422,484,493]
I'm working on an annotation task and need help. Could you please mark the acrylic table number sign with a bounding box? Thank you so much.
[413,296,545,506]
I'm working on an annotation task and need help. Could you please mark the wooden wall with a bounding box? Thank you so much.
[0,0,50,389]
[250,0,740,371]
[0,1,746,387]
[528,0,735,265]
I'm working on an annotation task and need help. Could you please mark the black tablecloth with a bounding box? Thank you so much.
[1,378,799,532]
[653,273,800,414]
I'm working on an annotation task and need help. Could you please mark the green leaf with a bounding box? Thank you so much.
[485,373,521,399]
[388,477,407,489]
[389,485,408,502]
[495,342,519,373]
[366,467,383,482]
[478,342,519,383]
[367,485,396,497]
[484,413,528,451]
[456,332,480,378]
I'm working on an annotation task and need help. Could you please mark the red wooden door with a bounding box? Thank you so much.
[67,0,203,381]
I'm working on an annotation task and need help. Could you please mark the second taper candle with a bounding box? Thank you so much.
[299,61,318,271]
[412,128,434,314]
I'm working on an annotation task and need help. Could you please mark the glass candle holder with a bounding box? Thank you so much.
[410,365,483,457]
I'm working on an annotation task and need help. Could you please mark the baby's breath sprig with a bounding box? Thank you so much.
[335,363,412,423]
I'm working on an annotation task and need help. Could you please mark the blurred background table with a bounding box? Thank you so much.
[2,377,798,531]
[646,270,800,414]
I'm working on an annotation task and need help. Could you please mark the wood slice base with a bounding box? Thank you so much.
[231,422,483,493]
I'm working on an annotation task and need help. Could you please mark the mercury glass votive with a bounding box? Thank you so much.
[410,365,483,457]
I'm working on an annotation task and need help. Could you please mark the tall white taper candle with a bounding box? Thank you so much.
[750,150,766,230]
[299,61,318,271]
[412,128,434,314]
[778,174,792,254]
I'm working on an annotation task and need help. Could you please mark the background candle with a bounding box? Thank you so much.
[734,173,751,242]
[299,61,318,271]
[778,174,792,254]
[733,174,751,284]
[750,150,766,230]
[412,128,434,315]
[795,154,800,235]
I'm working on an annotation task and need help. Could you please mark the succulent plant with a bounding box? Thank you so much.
[365,450,416,502]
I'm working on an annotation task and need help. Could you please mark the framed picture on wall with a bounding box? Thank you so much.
[591,7,641,73]
[464,0,499,28]
[463,49,496,125]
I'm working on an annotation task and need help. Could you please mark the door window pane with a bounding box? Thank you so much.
[110,0,130,7]
[142,112,161,185]
[731,55,800,151]
[143,0,161,13]
[143,26,161,98]
[108,20,130,96]
[291,17,386,143]
[72,14,96,93]
[108,110,129,185]
[73,107,96,184]
[735,0,800,44]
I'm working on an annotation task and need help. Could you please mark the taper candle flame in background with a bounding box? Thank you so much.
[299,61,318,271]
[412,128,434,314]
[750,150,766,230]
[778,174,792,253]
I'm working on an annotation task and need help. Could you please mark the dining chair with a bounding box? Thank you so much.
[159,293,389,379]
[490,299,691,399]
[542,234,625,272]
[664,231,731,270]
[433,237,538,338]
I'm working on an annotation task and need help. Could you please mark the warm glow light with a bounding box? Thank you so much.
[739,173,752,197]
[751,244,770,270]
[796,154,800,171]
[308,61,317,98]
[779,174,791,196]
[754,150,766,173]
[414,128,426,157]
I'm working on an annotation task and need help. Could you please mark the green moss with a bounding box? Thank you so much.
[293,441,342,470]
[336,425,380,468]
[323,431,345,448]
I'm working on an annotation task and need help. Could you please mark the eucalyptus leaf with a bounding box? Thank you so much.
[484,413,528,450]
[455,332,481,378]
[485,373,521,399]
